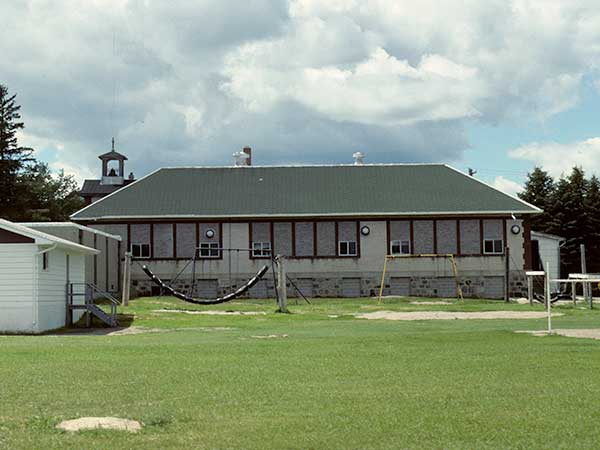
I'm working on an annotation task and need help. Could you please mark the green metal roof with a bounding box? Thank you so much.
[71,164,540,221]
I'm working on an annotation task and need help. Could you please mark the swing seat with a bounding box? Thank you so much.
[142,265,270,305]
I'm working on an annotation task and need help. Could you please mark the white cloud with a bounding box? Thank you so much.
[509,137,600,177]
[49,162,97,186]
[2,0,600,178]
[223,47,484,125]
[492,176,523,197]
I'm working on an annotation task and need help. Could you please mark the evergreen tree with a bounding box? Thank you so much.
[547,168,588,275]
[0,84,33,216]
[13,162,84,221]
[519,167,555,231]
[584,176,600,273]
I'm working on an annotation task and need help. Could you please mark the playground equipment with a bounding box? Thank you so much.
[137,247,308,309]
[377,253,464,304]
[142,264,269,305]
[525,270,597,309]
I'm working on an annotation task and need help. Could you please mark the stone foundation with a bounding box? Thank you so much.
[131,272,513,300]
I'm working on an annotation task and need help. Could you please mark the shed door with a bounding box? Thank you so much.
[291,278,313,298]
[249,279,270,298]
[195,279,218,299]
[342,278,361,297]
[434,277,457,298]
[484,276,505,299]
[390,277,410,296]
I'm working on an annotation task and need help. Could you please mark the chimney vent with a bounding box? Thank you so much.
[353,151,365,165]
[243,146,252,166]
[233,151,249,166]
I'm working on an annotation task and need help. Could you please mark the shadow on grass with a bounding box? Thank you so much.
[47,313,136,336]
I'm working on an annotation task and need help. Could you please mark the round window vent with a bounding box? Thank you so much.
[205,228,215,239]
[360,226,370,236]
[510,224,521,235]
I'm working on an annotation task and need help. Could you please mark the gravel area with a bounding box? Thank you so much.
[517,328,600,340]
[154,309,265,316]
[356,311,563,321]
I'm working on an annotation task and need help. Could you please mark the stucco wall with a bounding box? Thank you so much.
[413,220,434,254]
[316,221,336,256]
[273,222,293,256]
[97,217,528,299]
[295,222,313,256]
[460,220,480,254]
[436,220,457,254]
[154,224,173,258]
[176,223,195,258]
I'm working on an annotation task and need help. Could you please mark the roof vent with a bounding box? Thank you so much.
[233,151,249,166]
[353,151,365,165]
[242,146,252,166]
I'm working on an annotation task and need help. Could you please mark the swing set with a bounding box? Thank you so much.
[139,247,310,306]
[377,253,464,303]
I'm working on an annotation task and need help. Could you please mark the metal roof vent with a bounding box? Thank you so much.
[233,151,249,166]
[353,152,365,165]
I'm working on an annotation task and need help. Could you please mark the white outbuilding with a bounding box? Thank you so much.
[531,231,564,290]
[0,219,99,334]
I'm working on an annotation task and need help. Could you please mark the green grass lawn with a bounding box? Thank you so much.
[1,296,600,449]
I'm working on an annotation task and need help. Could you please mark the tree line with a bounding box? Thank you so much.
[519,166,600,275]
[0,84,82,221]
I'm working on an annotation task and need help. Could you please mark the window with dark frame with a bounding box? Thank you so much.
[131,243,151,258]
[483,239,504,254]
[390,239,411,255]
[199,242,220,258]
[252,242,271,258]
[338,241,357,256]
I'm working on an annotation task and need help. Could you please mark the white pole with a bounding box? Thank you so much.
[546,261,552,334]
[581,244,591,308]
[276,255,288,313]
[527,275,533,306]
[122,252,131,306]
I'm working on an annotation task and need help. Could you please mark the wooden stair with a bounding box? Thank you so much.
[66,283,119,327]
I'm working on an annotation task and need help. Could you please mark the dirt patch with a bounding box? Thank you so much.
[56,417,142,432]
[517,328,600,340]
[356,311,563,321]
[52,326,167,336]
[251,334,288,339]
[53,326,234,336]
[154,309,265,316]
[409,301,453,305]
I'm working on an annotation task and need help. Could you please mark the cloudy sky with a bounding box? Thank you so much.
[2,0,600,195]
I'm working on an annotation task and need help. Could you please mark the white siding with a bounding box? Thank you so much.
[534,235,561,289]
[36,249,86,332]
[0,244,36,333]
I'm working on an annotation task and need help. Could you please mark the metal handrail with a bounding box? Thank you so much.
[67,282,119,326]
[69,282,120,305]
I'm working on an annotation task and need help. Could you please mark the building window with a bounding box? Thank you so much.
[131,243,151,259]
[338,241,357,256]
[390,239,410,255]
[252,242,271,258]
[199,242,220,258]
[484,239,504,254]
[42,253,49,270]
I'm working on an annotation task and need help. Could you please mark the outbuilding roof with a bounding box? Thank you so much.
[19,222,123,241]
[71,164,540,221]
[0,219,100,254]
[531,231,565,241]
